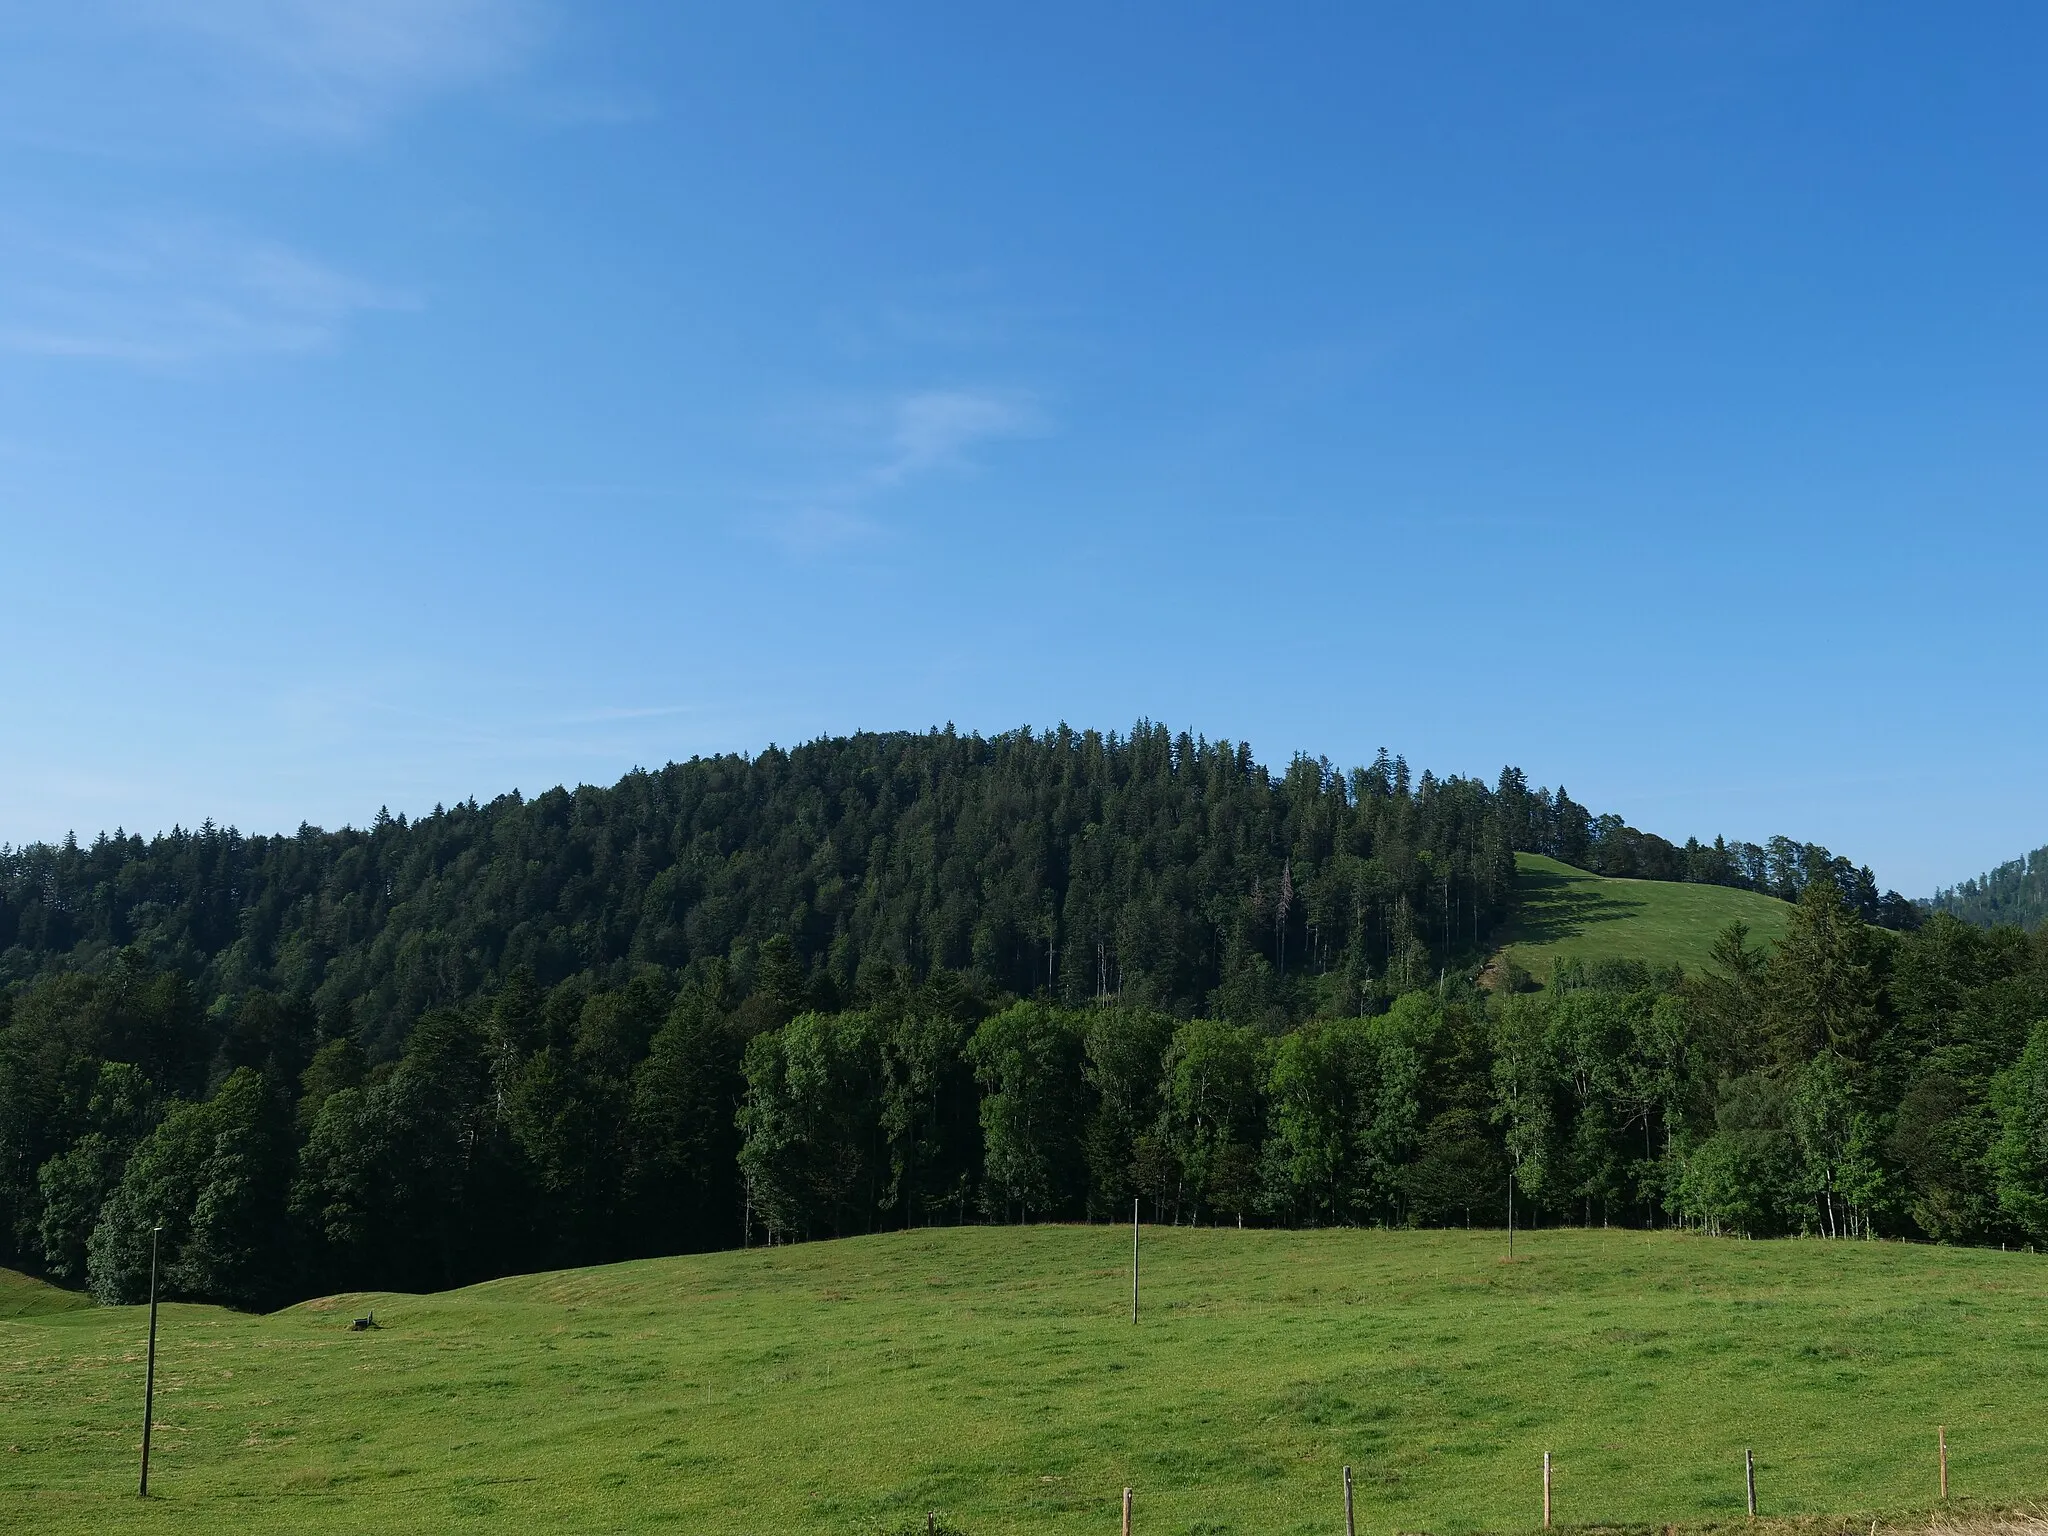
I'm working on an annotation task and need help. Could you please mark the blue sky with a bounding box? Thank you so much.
[2,5,2044,896]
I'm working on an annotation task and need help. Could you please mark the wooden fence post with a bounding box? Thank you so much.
[1543,1452,1551,1529]
[1939,1427,1948,1501]
[1344,1464,1356,1536]
[1122,1485,1133,1536]
[1746,1448,1756,1517]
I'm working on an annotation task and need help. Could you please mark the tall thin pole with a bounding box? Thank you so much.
[1542,1451,1551,1528]
[140,1226,161,1498]
[1939,1426,1948,1501]
[1344,1464,1356,1536]
[1131,1198,1140,1324]
[1745,1448,1756,1517]
[1122,1485,1133,1536]
[1508,1170,1516,1259]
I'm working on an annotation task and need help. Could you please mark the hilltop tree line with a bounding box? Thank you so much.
[0,727,1913,1047]
[1931,844,2048,932]
[0,724,1951,1307]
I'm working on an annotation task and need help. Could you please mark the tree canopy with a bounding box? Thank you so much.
[4,723,1988,1312]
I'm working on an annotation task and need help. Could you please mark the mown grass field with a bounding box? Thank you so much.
[4,1226,2044,1536]
[1493,853,1794,985]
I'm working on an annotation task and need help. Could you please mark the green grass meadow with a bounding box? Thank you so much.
[4,1226,2045,1535]
[1494,854,1794,984]
[1,1264,93,1320]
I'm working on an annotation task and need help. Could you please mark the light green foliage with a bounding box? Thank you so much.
[1161,1019,1269,1221]
[1672,1073,1807,1236]
[6,1226,2048,1535]
[1261,1010,1428,1225]
[1262,1016,1383,1223]
[1496,854,1794,984]
[1491,993,1558,1201]
[738,1010,886,1239]
[35,1062,156,1281]
[87,1068,287,1307]
[968,1003,1089,1220]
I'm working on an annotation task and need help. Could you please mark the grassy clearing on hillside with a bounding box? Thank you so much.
[4,1227,2045,1536]
[1493,854,1793,985]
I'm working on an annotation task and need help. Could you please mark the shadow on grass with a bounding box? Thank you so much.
[1506,865,1649,946]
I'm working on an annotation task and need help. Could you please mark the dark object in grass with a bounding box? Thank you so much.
[350,1310,379,1331]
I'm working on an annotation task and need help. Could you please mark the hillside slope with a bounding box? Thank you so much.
[0,1265,90,1320]
[3,1227,2041,1535]
[1493,852,1794,984]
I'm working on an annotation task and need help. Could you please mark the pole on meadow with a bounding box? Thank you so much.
[1508,1171,1516,1260]
[1122,1485,1133,1536]
[1344,1464,1356,1536]
[1939,1427,1948,1501]
[139,1225,162,1498]
[1131,1198,1140,1324]
[1542,1451,1551,1528]
[1745,1448,1756,1517]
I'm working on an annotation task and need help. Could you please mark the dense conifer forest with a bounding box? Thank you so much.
[9,723,2041,1314]
[1930,844,2048,931]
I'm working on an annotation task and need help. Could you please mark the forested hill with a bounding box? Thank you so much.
[1,725,1908,1049]
[0,726,1998,1316]
[1930,844,2048,931]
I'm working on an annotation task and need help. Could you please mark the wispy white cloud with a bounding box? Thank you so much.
[0,218,407,365]
[879,389,1040,485]
[0,0,539,150]
[128,0,539,141]
[767,387,1043,556]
